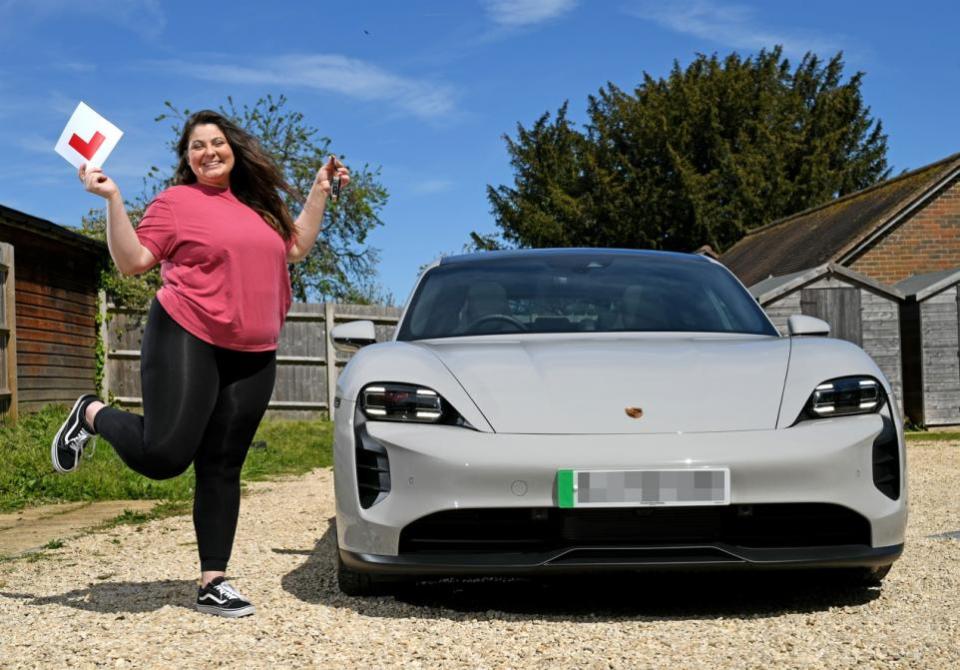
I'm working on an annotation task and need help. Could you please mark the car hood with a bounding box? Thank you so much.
[419,334,790,434]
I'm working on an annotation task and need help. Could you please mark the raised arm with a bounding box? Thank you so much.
[287,155,350,263]
[80,165,157,276]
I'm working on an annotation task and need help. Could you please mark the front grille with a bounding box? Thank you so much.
[872,415,901,500]
[399,504,871,554]
[355,424,390,508]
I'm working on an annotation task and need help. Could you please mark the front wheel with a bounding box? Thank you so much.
[336,552,397,597]
[831,564,892,587]
[854,564,892,586]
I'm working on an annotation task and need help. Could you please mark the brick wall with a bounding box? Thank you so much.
[850,176,960,283]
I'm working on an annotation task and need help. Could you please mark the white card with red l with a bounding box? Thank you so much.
[54,102,124,169]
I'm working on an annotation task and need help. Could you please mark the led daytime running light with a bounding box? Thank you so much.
[808,377,882,418]
[362,383,444,423]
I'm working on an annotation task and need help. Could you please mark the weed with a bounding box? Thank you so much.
[43,539,64,550]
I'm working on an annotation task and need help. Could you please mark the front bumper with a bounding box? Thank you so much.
[333,406,907,572]
[340,543,903,575]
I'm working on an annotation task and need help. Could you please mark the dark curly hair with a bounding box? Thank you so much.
[173,110,295,240]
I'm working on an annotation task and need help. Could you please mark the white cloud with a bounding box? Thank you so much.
[0,0,165,40]
[482,0,577,28]
[57,62,98,73]
[13,132,55,154]
[147,54,457,121]
[625,1,842,59]
[410,178,454,195]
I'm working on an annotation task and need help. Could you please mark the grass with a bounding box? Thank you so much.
[905,431,960,442]
[0,404,333,514]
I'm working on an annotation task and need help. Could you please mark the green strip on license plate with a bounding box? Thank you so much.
[557,469,575,508]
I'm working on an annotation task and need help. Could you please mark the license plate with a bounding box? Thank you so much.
[556,468,730,508]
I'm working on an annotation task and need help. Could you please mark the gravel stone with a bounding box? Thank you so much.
[0,443,956,669]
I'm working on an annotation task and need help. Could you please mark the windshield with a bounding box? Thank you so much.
[397,253,777,340]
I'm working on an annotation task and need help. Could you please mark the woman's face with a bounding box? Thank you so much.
[187,123,235,188]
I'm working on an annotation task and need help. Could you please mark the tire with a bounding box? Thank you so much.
[854,564,892,586]
[829,564,892,587]
[336,552,396,597]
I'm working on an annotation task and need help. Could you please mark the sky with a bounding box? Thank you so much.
[1,0,959,304]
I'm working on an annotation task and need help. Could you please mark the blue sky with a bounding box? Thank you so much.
[2,0,958,303]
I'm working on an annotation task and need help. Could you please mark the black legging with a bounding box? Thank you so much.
[94,300,277,572]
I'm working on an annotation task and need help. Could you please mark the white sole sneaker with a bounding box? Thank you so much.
[51,394,97,473]
[196,603,256,618]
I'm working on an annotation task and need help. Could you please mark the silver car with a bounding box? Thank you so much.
[330,249,906,595]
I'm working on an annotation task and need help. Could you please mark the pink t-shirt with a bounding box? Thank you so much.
[136,183,294,352]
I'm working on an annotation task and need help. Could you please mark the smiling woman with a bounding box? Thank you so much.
[49,109,350,618]
[186,125,235,188]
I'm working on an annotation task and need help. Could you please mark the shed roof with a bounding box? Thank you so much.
[749,262,904,305]
[721,153,960,286]
[0,203,107,257]
[895,267,960,301]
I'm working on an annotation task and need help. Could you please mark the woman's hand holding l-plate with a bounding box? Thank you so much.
[79,164,121,201]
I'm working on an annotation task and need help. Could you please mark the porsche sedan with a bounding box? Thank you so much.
[329,249,906,595]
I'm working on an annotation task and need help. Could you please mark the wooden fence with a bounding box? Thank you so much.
[0,242,16,421]
[103,301,402,419]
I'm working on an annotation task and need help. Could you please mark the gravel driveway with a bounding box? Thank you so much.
[0,443,957,669]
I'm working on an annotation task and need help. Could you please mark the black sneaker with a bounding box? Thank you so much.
[196,577,255,618]
[51,394,99,473]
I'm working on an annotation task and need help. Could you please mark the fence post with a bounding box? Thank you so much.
[0,242,17,422]
[98,290,110,400]
[324,302,337,417]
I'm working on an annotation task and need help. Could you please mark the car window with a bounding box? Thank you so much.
[397,253,777,340]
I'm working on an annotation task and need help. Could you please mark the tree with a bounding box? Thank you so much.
[82,95,390,307]
[486,48,890,253]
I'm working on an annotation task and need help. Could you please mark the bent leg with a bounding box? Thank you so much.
[94,300,219,480]
[193,349,276,572]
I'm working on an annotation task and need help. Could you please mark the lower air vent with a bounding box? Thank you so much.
[872,415,901,500]
[355,425,391,508]
[399,504,871,554]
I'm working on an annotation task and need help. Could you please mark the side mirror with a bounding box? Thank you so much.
[330,320,377,353]
[787,314,830,337]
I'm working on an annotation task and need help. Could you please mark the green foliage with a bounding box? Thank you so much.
[80,94,390,308]
[240,419,334,480]
[486,47,890,253]
[0,405,334,513]
[81,204,164,311]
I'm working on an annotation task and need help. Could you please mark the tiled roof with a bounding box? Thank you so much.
[721,153,960,286]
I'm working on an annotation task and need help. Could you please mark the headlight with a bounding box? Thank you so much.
[804,376,883,418]
[360,383,472,426]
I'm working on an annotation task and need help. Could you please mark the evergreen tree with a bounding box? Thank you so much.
[486,48,889,252]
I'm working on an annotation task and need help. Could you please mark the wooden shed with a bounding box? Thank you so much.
[750,263,905,413]
[896,267,960,427]
[0,204,107,421]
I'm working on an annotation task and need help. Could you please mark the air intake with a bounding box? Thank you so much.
[355,425,390,508]
[872,415,901,500]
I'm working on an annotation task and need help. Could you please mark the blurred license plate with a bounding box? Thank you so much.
[556,469,729,508]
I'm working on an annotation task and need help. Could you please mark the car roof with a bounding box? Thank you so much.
[439,247,712,266]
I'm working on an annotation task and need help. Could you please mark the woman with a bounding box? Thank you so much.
[50,110,349,618]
